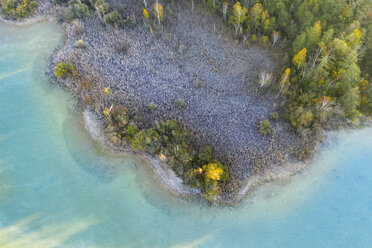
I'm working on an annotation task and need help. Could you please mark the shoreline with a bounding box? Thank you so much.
[83,108,321,205]
[3,10,318,205]
[83,109,202,199]
[4,3,368,205]
[49,6,320,204]
[0,15,56,26]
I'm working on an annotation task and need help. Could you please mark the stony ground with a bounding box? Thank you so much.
[52,0,317,194]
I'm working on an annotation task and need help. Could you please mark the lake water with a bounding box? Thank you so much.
[0,21,371,248]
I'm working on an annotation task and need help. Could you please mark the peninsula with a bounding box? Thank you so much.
[1,0,371,203]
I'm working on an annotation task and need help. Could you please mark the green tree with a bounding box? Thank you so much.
[64,2,90,22]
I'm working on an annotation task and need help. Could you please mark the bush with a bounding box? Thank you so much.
[270,112,280,121]
[199,146,213,165]
[109,105,128,128]
[176,98,186,108]
[104,10,124,27]
[1,0,38,19]
[116,42,130,54]
[75,39,85,48]
[258,119,272,135]
[148,102,157,111]
[125,125,138,143]
[261,35,269,46]
[289,107,314,129]
[52,0,69,4]
[251,34,258,42]
[84,95,93,105]
[64,2,90,22]
[123,14,137,28]
[54,62,76,78]
[168,148,193,175]
[131,129,161,152]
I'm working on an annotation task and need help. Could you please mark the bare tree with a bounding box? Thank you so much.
[259,71,272,88]
[272,31,279,46]
[222,1,229,21]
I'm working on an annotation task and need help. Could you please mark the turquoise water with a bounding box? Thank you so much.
[0,22,372,248]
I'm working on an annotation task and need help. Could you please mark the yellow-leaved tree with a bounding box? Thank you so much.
[314,20,322,37]
[346,28,362,47]
[354,28,362,40]
[153,2,164,25]
[143,8,149,20]
[279,68,291,95]
[232,2,247,37]
[204,163,223,181]
[201,162,228,201]
[292,48,307,69]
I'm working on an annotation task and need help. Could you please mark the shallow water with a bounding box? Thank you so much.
[0,21,371,248]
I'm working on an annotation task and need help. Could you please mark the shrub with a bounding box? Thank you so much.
[52,0,69,4]
[54,62,76,78]
[198,146,213,165]
[261,35,269,46]
[123,14,137,28]
[75,39,85,48]
[148,102,157,111]
[84,95,93,105]
[155,120,190,149]
[289,107,314,129]
[131,129,161,152]
[71,23,84,37]
[258,119,272,135]
[176,98,186,108]
[118,3,126,13]
[195,78,204,88]
[298,145,311,161]
[104,10,124,27]
[64,2,90,22]
[110,105,128,128]
[168,148,193,175]
[131,130,148,151]
[125,125,138,143]
[251,34,258,42]
[78,80,92,90]
[270,112,280,121]
[116,42,129,54]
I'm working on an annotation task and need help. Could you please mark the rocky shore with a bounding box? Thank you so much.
[1,0,321,204]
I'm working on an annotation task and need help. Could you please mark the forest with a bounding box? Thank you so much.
[203,0,372,131]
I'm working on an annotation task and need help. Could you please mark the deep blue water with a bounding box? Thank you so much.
[0,21,371,248]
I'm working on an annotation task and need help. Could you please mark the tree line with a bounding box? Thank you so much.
[202,0,371,132]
